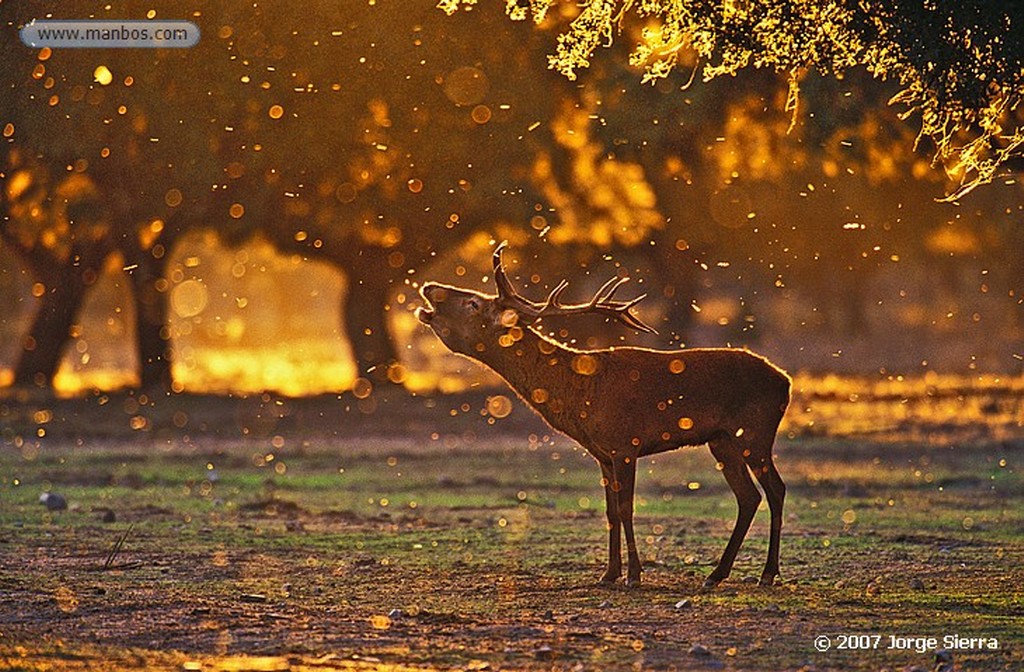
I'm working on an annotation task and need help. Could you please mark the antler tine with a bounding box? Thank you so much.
[620,292,647,310]
[595,278,658,332]
[592,275,630,306]
[493,241,525,304]
[592,276,658,333]
[543,279,571,309]
[493,241,554,317]
[614,294,658,334]
[546,275,658,334]
[492,242,657,333]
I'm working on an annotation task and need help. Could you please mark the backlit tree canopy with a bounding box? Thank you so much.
[440,0,1024,200]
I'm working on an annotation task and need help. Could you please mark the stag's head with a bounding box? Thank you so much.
[416,242,655,356]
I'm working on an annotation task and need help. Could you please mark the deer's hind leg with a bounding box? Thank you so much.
[747,452,785,586]
[705,438,761,588]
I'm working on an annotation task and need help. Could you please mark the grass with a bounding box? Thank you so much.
[0,384,1022,671]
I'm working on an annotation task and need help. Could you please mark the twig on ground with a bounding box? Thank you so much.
[103,523,135,570]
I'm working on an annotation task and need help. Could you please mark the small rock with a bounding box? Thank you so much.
[534,645,555,660]
[101,509,117,523]
[40,492,67,511]
[509,626,545,638]
[934,649,954,672]
[689,644,711,657]
[240,593,268,603]
[542,609,554,621]
[388,608,403,619]
[909,577,926,591]
[674,599,692,610]
[598,600,611,608]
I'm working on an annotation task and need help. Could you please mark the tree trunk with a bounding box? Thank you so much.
[647,228,700,342]
[13,269,85,389]
[269,232,404,390]
[341,246,400,385]
[127,252,173,392]
[12,243,107,390]
[343,274,399,384]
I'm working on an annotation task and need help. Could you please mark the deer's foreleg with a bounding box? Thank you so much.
[616,456,642,587]
[599,460,622,584]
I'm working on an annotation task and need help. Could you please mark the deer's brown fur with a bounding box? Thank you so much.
[417,244,790,588]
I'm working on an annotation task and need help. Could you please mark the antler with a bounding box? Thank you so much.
[492,241,658,334]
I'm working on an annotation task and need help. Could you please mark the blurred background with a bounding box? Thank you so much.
[1,0,1021,400]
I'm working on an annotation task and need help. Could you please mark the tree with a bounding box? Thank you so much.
[5,0,1019,395]
[2,0,561,392]
[1,1,221,392]
[0,157,115,389]
[441,0,1024,201]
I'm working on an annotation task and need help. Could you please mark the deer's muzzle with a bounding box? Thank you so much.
[415,305,434,324]
[417,283,443,325]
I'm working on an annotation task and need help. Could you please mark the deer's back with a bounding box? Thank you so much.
[601,346,788,397]
[580,346,790,454]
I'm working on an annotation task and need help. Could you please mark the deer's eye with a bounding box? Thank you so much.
[465,297,481,313]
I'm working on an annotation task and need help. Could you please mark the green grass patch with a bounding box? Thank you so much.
[1,395,1021,671]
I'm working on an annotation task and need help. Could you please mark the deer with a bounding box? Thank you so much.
[416,242,790,589]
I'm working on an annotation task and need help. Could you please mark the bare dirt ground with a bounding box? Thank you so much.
[1,379,1022,671]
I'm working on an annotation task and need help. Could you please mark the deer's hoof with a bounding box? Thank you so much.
[624,576,642,589]
[758,574,778,587]
[598,572,620,585]
[701,576,723,591]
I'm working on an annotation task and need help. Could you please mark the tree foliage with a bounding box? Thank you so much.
[440,0,1024,200]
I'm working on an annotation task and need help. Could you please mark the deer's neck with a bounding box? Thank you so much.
[477,326,597,435]
[477,326,560,383]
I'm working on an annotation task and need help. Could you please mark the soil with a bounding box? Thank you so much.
[1,385,1022,671]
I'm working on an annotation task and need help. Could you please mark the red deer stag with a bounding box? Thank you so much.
[416,242,790,588]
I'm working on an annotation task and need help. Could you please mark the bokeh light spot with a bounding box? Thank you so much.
[171,279,209,318]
